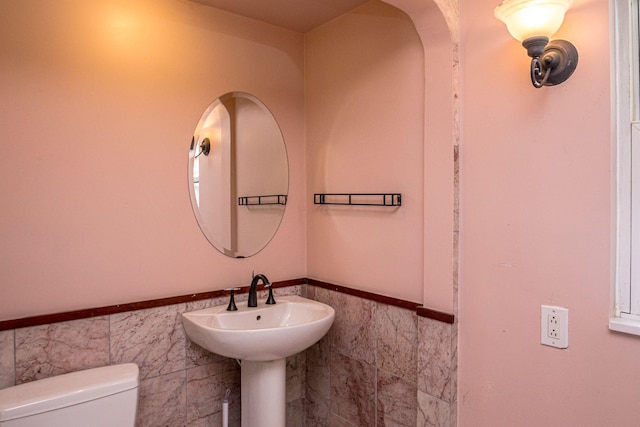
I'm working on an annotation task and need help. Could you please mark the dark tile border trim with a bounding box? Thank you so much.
[416,306,455,324]
[0,278,305,331]
[0,277,454,331]
[306,279,421,311]
[307,279,455,324]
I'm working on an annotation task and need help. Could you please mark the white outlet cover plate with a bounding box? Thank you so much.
[541,305,569,348]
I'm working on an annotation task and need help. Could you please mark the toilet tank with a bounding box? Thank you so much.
[0,363,139,427]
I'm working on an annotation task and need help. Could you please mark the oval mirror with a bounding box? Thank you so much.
[188,92,289,258]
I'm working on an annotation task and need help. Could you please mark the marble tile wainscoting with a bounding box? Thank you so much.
[0,285,306,427]
[0,281,456,426]
[305,283,456,427]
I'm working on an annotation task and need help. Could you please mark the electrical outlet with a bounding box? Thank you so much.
[541,305,568,348]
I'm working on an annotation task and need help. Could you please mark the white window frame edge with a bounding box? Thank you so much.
[610,0,640,335]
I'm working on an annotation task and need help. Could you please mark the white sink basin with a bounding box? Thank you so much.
[182,295,335,361]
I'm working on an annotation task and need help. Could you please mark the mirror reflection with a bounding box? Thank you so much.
[189,92,288,258]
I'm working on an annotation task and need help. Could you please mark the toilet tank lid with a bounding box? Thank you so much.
[0,363,139,422]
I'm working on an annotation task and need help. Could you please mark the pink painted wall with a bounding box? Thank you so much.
[305,1,425,303]
[458,0,640,425]
[6,0,639,423]
[0,0,306,320]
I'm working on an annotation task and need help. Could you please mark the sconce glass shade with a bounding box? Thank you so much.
[494,0,572,42]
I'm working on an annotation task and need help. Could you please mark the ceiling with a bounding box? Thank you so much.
[188,0,369,33]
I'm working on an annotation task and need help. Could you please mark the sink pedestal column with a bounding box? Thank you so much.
[241,359,286,427]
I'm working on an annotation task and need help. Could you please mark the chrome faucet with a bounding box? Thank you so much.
[248,273,276,307]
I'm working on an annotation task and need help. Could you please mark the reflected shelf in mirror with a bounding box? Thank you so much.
[238,195,288,206]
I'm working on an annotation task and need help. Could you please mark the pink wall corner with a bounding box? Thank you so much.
[0,0,306,320]
[305,1,425,304]
[458,0,640,425]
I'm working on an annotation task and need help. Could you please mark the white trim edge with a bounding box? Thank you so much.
[609,317,640,335]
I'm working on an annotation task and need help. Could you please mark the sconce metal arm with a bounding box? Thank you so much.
[523,37,578,89]
[531,57,551,88]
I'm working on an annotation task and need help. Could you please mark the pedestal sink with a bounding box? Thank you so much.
[182,295,335,427]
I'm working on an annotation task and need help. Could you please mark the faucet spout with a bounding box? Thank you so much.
[248,273,270,307]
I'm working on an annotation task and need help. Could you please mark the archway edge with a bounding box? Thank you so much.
[383,0,459,315]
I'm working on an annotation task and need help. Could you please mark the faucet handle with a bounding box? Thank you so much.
[264,282,276,305]
[225,287,240,311]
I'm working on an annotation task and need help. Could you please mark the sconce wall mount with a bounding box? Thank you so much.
[495,0,578,88]
[196,138,211,158]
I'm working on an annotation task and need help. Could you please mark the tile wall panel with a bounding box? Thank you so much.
[376,303,418,382]
[110,304,186,380]
[136,370,187,427]
[329,351,376,426]
[329,292,376,365]
[376,369,417,426]
[186,359,241,426]
[418,316,452,402]
[306,285,456,427]
[417,390,451,427]
[14,316,109,384]
[0,330,14,389]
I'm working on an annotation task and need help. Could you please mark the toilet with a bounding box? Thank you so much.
[0,363,139,427]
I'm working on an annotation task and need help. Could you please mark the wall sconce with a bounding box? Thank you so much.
[494,0,578,88]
